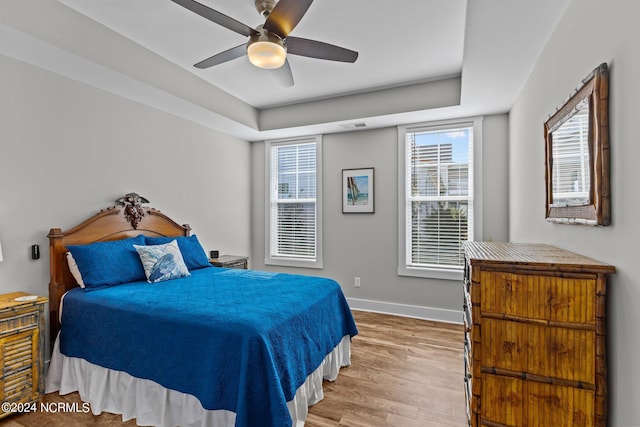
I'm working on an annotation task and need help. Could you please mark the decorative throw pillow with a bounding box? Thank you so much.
[134,240,190,283]
[144,235,211,270]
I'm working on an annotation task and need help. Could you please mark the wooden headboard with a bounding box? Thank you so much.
[48,193,191,342]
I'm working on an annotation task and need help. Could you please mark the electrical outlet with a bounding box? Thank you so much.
[354,277,361,288]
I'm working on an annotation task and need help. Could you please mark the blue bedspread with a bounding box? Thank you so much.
[60,267,358,427]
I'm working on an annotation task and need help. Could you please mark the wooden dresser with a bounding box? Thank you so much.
[462,242,615,427]
[0,292,48,418]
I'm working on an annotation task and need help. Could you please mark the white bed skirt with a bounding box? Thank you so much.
[45,334,351,427]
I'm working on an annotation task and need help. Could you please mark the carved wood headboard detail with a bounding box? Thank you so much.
[48,194,191,344]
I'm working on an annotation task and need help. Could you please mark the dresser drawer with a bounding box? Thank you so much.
[480,271,596,323]
[209,255,249,269]
[481,318,595,383]
[0,311,39,336]
[222,260,247,269]
[482,374,594,427]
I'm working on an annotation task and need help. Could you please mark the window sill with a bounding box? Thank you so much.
[265,257,323,269]
[397,265,463,281]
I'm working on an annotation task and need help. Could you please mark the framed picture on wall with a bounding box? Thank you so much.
[342,168,374,213]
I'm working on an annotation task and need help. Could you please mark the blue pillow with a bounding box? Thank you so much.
[144,235,210,270]
[66,235,146,289]
[134,240,190,283]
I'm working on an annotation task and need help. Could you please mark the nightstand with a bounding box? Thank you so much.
[209,255,249,269]
[0,292,47,418]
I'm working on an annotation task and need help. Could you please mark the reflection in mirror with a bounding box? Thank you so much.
[544,63,610,225]
[550,100,590,207]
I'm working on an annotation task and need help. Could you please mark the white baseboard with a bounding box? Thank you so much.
[347,297,462,324]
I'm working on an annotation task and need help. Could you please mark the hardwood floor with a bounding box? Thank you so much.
[305,311,466,427]
[5,310,466,427]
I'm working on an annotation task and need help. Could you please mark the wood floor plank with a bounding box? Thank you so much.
[7,310,466,426]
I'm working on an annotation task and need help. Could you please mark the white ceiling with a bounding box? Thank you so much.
[1,0,569,140]
[57,0,467,109]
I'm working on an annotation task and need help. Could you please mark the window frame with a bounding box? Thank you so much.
[264,135,323,269]
[397,117,483,281]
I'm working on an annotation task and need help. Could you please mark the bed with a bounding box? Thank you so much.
[45,194,358,427]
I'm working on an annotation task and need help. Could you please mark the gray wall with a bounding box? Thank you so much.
[509,0,640,424]
[0,54,252,349]
[251,114,509,321]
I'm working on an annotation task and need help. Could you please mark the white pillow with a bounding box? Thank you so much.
[66,252,85,288]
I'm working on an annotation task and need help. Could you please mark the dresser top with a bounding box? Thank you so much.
[463,242,615,274]
[0,292,48,309]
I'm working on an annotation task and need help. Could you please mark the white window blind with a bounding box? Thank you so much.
[550,107,590,206]
[401,122,475,275]
[266,137,322,268]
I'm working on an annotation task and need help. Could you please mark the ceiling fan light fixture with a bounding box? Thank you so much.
[247,29,287,69]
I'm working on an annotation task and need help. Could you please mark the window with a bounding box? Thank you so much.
[398,118,482,280]
[265,136,323,268]
[549,106,590,206]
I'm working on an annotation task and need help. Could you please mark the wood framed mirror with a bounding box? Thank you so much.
[544,63,610,225]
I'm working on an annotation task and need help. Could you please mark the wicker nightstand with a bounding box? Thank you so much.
[209,255,249,270]
[0,292,48,418]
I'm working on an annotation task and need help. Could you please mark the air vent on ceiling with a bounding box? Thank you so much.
[340,122,367,130]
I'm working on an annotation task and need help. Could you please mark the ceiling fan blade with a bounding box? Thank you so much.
[263,0,313,38]
[194,44,247,68]
[287,37,358,63]
[171,0,257,37]
[267,59,294,87]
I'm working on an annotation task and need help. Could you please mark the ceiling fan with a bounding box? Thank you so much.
[171,0,359,86]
